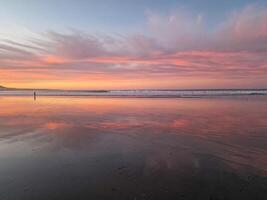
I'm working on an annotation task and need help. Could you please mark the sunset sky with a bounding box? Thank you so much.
[1,0,267,89]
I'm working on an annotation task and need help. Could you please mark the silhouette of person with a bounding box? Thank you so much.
[34,91,36,101]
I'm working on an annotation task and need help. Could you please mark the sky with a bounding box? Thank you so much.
[0,0,267,89]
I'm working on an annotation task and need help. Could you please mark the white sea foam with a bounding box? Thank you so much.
[0,89,267,97]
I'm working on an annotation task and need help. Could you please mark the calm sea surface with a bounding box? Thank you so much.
[0,96,267,200]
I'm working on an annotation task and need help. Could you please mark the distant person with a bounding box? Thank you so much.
[34,91,36,100]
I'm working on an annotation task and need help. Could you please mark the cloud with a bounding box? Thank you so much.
[215,5,267,52]
[145,8,205,51]
[225,5,267,40]
[42,31,109,59]
[0,5,267,88]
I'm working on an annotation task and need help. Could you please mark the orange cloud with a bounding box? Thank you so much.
[42,55,67,64]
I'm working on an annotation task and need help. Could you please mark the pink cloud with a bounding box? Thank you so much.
[0,5,267,88]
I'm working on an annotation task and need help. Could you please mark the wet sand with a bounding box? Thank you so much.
[0,96,267,199]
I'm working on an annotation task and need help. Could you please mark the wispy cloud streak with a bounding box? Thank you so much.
[1,5,267,88]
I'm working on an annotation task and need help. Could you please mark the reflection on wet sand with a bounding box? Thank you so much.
[0,96,267,199]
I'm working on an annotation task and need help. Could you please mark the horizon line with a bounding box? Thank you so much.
[1,85,267,91]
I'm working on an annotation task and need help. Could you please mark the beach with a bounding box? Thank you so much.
[0,96,266,200]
